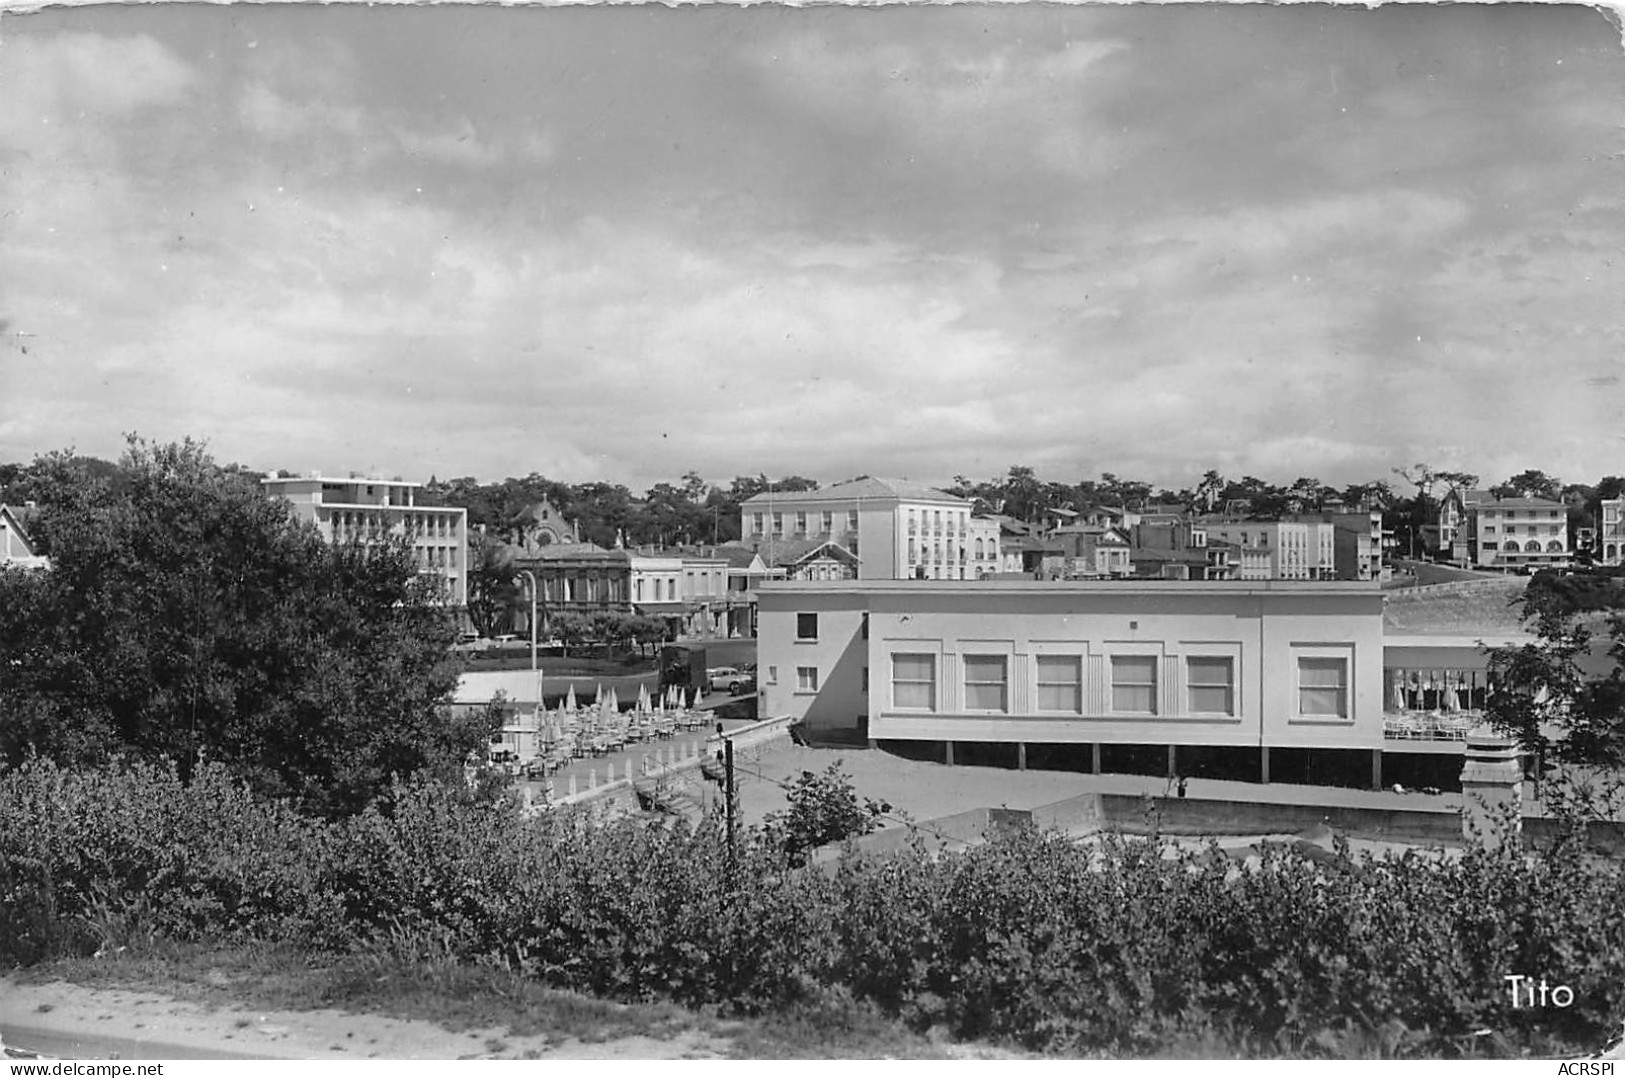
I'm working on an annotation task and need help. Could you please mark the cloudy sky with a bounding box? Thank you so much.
[2,3,1622,494]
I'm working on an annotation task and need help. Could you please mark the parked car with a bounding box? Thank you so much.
[705,666,741,693]
[729,672,757,697]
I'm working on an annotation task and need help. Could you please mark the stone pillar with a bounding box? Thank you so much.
[944,740,955,766]
[1167,745,1178,780]
[1371,749,1383,792]
[1091,743,1101,775]
[1461,725,1523,848]
[1260,747,1271,785]
[1017,742,1027,771]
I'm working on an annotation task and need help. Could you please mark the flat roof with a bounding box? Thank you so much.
[262,475,423,487]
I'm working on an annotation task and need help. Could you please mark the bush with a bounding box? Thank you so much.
[4,758,1623,1057]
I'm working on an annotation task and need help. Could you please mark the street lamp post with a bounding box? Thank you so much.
[519,569,539,671]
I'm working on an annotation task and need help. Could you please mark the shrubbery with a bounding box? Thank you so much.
[4,756,1624,1057]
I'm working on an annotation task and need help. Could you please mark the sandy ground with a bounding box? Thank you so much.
[0,977,732,1060]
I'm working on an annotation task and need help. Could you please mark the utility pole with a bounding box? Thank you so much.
[519,569,539,671]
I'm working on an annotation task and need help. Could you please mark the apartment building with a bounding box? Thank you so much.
[1284,510,1386,581]
[1470,497,1571,571]
[740,477,997,581]
[1197,518,1337,580]
[262,474,468,605]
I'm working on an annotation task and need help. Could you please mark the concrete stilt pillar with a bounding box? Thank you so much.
[1167,745,1178,779]
[1371,750,1383,791]
[1091,743,1101,775]
[944,740,955,766]
[1261,747,1271,785]
[1461,725,1524,849]
[1017,742,1027,771]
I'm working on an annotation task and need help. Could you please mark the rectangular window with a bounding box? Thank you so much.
[861,667,869,693]
[767,665,778,685]
[796,666,819,692]
[795,511,807,535]
[821,511,833,533]
[772,513,784,536]
[1111,655,1158,714]
[753,513,765,535]
[1036,655,1082,713]
[847,510,859,532]
[1186,657,1235,715]
[1298,657,1349,718]
[963,655,1008,712]
[796,612,818,640]
[892,653,936,710]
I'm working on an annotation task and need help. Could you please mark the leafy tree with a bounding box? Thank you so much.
[1492,469,1562,502]
[762,760,890,867]
[465,532,521,638]
[1194,469,1226,511]
[1485,574,1625,815]
[0,437,489,818]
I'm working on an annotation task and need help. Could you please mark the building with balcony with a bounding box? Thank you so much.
[1197,518,1337,580]
[1596,497,1625,566]
[1283,510,1386,581]
[1468,497,1571,571]
[758,579,1529,790]
[740,477,991,581]
[262,473,468,605]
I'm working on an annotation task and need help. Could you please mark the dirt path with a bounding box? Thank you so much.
[0,977,731,1060]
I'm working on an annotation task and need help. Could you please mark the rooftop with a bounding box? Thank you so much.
[262,473,420,487]
[740,476,969,507]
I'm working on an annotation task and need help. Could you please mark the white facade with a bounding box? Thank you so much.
[740,477,996,581]
[1199,519,1337,580]
[968,516,1002,579]
[1600,497,1625,566]
[1472,498,1570,570]
[758,580,1387,753]
[262,474,468,605]
[629,555,683,606]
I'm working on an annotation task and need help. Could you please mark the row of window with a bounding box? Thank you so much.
[416,546,459,569]
[1483,524,1563,536]
[751,510,861,537]
[1482,541,1566,553]
[906,509,968,537]
[633,578,681,602]
[784,647,1350,720]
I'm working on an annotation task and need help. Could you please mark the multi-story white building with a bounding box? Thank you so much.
[262,473,468,605]
[1197,518,1337,580]
[740,477,996,581]
[1599,497,1625,567]
[1470,497,1571,571]
[968,516,1002,579]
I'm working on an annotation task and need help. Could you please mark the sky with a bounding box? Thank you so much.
[1,2,1623,496]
